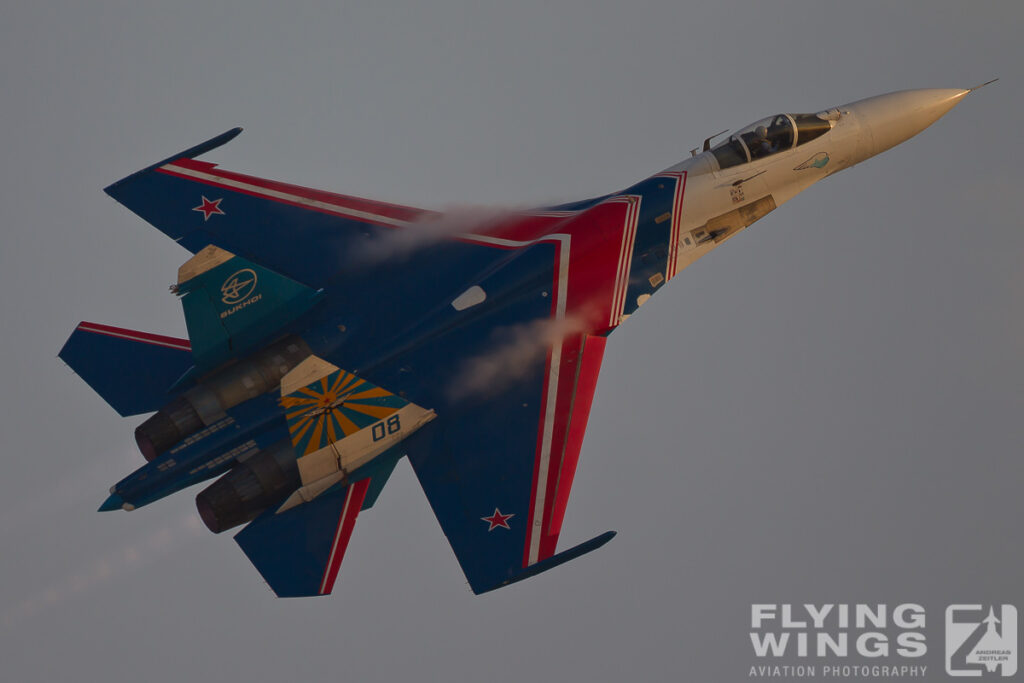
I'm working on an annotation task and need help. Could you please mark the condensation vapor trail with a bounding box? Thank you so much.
[0,513,205,630]
[0,447,140,540]
[347,205,524,266]
[446,316,585,401]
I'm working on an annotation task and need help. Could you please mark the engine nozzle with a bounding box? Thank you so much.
[195,439,301,533]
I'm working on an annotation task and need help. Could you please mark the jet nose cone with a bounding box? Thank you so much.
[843,88,970,160]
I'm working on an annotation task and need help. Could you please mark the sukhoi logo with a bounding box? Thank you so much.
[219,268,262,319]
[220,269,258,305]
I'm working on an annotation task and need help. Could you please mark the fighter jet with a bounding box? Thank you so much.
[60,86,987,597]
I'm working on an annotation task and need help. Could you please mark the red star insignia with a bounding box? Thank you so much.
[481,508,514,531]
[192,196,225,221]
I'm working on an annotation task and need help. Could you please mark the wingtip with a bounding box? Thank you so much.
[104,127,245,195]
[475,529,620,594]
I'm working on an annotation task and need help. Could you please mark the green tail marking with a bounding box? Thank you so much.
[176,246,322,370]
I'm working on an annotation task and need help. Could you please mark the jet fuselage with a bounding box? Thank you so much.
[61,86,982,596]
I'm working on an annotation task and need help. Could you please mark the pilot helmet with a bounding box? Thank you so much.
[755,125,769,139]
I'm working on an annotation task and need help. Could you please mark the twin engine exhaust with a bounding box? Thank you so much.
[134,336,311,460]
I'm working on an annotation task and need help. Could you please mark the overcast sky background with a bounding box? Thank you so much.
[1,2,1021,681]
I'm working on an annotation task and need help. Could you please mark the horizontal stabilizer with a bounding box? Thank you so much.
[176,245,322,369]
[59,322,193,416]
[235,479,370,597]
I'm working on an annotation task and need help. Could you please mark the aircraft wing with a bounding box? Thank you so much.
[405,327,614,595]
[103,129,432,288]
[102,129,574,289]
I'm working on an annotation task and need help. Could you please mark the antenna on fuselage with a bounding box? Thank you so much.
[691,129,730,157]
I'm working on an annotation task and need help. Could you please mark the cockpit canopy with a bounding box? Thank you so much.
[710,111,837,170]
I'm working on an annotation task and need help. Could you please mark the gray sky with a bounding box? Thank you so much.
[1,2,1021,681]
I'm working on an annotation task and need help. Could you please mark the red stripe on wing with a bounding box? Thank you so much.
[548,334,606,539]
[161,159,430,223]
[160,159,580,243]
[535,332,585,561]
[77,322,191,351]
[521,198,637,566]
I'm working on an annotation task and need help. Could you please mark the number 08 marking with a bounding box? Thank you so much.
[372,414,401,442]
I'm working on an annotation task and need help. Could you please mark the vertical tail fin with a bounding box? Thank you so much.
[175,245,323,370]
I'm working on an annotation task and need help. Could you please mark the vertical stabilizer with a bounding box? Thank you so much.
[175,245,322,370]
